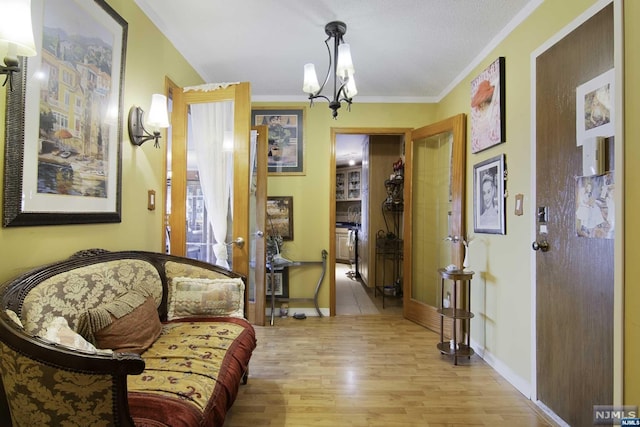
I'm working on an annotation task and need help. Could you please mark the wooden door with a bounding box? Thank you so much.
[535,5,614,425]
[247,126,267,325]
[404,115,465,332]
[170,82,255,300]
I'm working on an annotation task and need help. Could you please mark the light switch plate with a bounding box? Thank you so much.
[148,190,156,211]
[514,193,524,216]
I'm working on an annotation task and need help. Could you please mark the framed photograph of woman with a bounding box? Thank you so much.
[473,154,506,234]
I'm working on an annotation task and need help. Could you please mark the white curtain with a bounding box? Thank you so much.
[190,101,234,268]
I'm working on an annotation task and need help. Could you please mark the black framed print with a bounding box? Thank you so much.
[266,268,289,298]
[473,154,506,234]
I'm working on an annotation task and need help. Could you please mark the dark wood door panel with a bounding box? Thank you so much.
[536,5,614,427]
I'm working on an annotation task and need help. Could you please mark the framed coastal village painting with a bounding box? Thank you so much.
[3,0,127,227]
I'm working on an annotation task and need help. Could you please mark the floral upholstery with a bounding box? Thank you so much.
[165,261,236,312]
[166,261,233,281]
[0,252,255,427]
[128,318,255,426]
[167,277,245,320]
[0,342,117,427]
[21,260,162,337]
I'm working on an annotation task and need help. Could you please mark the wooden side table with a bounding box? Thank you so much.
[437,268,474,365]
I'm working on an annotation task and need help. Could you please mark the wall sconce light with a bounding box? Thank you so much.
[0,0,37,91]
[303,21,357,119]
[128,94,170,148]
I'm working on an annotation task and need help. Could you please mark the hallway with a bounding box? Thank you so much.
[335,262,402,316]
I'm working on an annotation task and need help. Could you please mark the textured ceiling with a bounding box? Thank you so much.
[134,0,538,103]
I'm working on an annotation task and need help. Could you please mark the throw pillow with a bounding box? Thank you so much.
[94,296,162,354]
[77,289,151,344]
[43,316,101,354]
[168,277,245,320]
[5,309,23,328]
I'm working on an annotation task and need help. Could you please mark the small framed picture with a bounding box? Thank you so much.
[473,154,506,234]
[267,196,293,241]
[266,268,289,298]
[575,68,614,146]
[251,108,305,175]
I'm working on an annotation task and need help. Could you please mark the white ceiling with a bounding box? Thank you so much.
[134,0,538,103]
[134,0,539,165]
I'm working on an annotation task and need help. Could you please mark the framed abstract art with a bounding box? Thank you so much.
[470,57,505,154]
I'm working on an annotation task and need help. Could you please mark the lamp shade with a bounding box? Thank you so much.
[303,63,320,94]
[0,0,37,59]
[336,43,354,80]
[146,94,170,128]
[345,73,358,98]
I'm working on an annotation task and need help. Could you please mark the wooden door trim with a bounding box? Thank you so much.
[163,77,178,254]
[248,125,268,325]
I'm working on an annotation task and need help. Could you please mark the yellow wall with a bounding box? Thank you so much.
[624,0,640,407]
[0,0,202,283]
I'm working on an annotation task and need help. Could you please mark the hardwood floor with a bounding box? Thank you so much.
[223,315,557,426]
[335,262,403,316]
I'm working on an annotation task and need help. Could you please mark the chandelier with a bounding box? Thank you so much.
[303,21,357,119]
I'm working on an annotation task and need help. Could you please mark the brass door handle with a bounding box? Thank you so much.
[532,240,549,252]
[225,237,245,249]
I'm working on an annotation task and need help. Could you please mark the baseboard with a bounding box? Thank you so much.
[471,340,571,426]
[470,338,532,398]
[535,400,570,427]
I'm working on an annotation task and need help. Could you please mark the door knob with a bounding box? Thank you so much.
[255,230,264,238]
[532,240,549,252]
[225,237,245,249]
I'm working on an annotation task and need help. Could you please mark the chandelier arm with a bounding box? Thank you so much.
[336,81,352,103]
[332,33,340,105]
[309,93,331,104]
[313,36,333,97]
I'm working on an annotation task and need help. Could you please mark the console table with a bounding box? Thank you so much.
[437,268,474,365]
[267,249,328,326]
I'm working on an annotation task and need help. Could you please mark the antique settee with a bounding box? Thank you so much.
[0,249,257,427]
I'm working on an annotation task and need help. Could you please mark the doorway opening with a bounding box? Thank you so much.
[333,131,405,316]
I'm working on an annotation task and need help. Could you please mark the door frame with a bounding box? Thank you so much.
[529,0,624,408]
[162,77,178,255]
[329,127,412,316]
